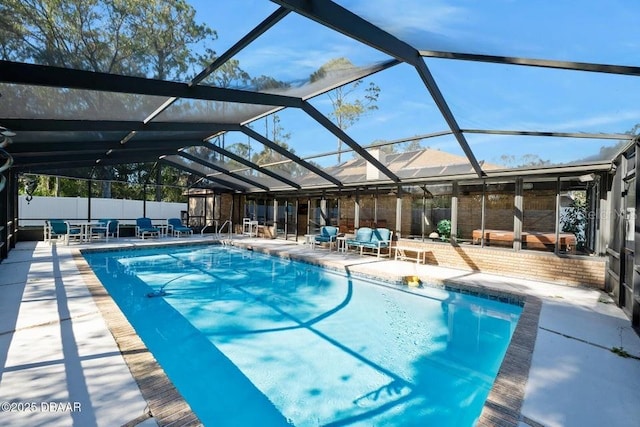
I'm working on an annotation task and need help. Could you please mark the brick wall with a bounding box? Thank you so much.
[395,239,606,288]
[220,194,233,221]
[458,194,482,239]
[523,190,556,231]
[457,190,557,240]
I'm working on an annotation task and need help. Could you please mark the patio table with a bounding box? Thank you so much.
[71,221,102,242]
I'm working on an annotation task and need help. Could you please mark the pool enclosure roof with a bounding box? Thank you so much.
[1,0,639,194]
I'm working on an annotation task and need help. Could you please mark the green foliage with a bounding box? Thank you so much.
[20,164,188,202]
[225,115,303,179]
[611,347,632,358]
[437,219,451,240]
[311,58,380,163]
[1,0,218,196]
[23,176,89,197]
[561,191,587,249]
[0,0,216,80]
[499,154,550,168]
[205,59,249,88]
[251,75,290,91]
[370,138,423,155]
[585,124,639,161]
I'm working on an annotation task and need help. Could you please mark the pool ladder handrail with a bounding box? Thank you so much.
[215,219,232,240]
[199,219,232,239]
[200,221,215,236]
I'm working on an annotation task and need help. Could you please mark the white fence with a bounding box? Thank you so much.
[19,196,187,227]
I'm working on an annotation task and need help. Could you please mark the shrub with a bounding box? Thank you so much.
[436,219,451,240]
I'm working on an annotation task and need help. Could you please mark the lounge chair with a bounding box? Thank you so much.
[167,217,193,237]
[136,217,160,239]
[47,219,82,245]
[346,227,393,257]
[313,226,339,250]
[91,219,119,241]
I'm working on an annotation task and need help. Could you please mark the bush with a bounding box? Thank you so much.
[436,219,451,240]
[561,193,587,250]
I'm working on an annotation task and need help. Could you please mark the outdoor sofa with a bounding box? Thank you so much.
[346,227,393,257]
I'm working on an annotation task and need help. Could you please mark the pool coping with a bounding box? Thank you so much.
[76,241,541,427]
[73,252,202,427]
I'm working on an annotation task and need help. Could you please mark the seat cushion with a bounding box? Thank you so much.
[371,228,390,242]
[354,227,373,242]
[321,226,338,237]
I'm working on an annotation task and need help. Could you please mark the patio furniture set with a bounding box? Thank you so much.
[311,225,429,264]
[135,217,193,239]
[309,226,389,258]
[44,217,193,245]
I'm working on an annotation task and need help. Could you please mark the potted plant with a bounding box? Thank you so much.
[436,219,451,241]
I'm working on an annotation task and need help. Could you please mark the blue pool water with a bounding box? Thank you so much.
[83,244,521,426]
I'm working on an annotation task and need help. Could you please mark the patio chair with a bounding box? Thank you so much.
[313,225,339,250]
[47,219,82,245]
[43,220,52,243]
[91,219,120,241]
[167,217,193,237]
[136,217,160,239]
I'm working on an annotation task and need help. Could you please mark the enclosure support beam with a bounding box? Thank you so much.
[241,126,343,187]
[204,142,301,190]
[161,159,246,192]
[178,152,270,191]
[302,102,401,183]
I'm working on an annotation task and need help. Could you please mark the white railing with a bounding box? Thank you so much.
[200,220,232,240]
[217,220,232,239]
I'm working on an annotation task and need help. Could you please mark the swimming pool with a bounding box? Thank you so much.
[83,244,522,426]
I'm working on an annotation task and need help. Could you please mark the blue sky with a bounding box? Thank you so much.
[190,1,640,168]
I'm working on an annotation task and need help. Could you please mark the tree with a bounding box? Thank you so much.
[311,58,380,163]
[1,0,217,199]
[205,58,250,88]
[586,123,640,161]
[251,114,299,175]
[561,191,587,250]
[499,154,551,168]
[133,0,216,80]
[226,141,252,160]
[251,74,290,91]
[370,138,423,155]
[0,0,215,79]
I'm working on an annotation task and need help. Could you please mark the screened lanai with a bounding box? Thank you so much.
[1,0,640,328]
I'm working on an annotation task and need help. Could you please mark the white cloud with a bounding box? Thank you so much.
[513,110,640,134]
[548,110,640,132]
[237,42,373,82]
[338,0,467,38]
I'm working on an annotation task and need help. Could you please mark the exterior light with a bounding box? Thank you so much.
[120,131,137,145]
[0,126,16,148]
[0,127,16,137]
[0,125,15,191]
[0,147,13,173]
[578,173,596,182]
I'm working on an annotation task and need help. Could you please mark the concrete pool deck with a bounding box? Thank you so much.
[0,236,639,426]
